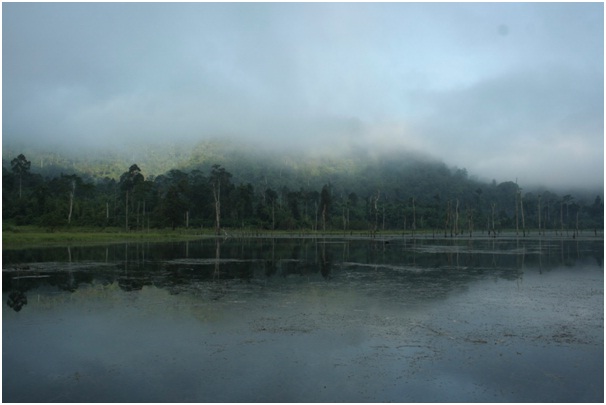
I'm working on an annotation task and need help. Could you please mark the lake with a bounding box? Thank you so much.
[2,235,604,402]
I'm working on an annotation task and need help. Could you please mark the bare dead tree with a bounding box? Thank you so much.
[373,190,380,237]
[210,165,231,235]
[520,192,526,237]
[67,179,75,224]
[272,199,275,231]
[467,206,473,237]
[515,190,519,236]
[491,202,496,237]
[444,200,451,237]
[537,194,542,236]
[314,201,318,231]
[454,199,459,236]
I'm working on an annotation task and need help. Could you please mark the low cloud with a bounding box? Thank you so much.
[3,2,603,190]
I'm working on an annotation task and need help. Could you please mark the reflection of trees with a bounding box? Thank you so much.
[117,242,152,292]
[264,238,277,277]
[319,242,332,279]
[55,274,79,292]
[3,238,602,306]
[264,259,278,277]
[214,238,221,280]
[7,290,27,312]
[210,238,227,301]
[118,277,150,291]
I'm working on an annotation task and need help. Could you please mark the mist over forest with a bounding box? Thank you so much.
[3,3,604,190]
[3,138,455,192]
[3,138,603,234]
[1,138,603,197]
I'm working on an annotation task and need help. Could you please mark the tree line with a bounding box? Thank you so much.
[3,153,603,236]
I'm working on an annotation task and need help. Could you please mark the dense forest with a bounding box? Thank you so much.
[3,142,603,236]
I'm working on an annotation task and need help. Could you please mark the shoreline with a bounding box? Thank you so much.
[3,226,603,250]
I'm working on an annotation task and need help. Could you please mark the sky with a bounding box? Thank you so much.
[2,2,604,189]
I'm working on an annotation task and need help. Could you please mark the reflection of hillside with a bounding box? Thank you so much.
[2,238,602,311]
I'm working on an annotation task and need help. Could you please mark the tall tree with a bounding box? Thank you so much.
[235,183,255,228]
[119,164,144,231]
[265,188,278,230]
[67,177,76,224]
[372,190,380,235]
[11,154,31,199]
[560,194,573,235]
[519,191,526,237]
[209,165,232,235]
[590,195,603,234]
[537,194,542,235]
[490,202,496,237]
[319,184,332,232]
[162,184,188,230]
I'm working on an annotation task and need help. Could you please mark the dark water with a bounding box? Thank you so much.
[3,236,604,402]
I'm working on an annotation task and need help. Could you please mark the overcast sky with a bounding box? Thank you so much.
[3,2,604,189]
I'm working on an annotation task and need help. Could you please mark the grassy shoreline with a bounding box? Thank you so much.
[2,226,214,249]
[2,225,602,250]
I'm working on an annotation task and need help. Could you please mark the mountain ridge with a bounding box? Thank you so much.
[2,138,602,199]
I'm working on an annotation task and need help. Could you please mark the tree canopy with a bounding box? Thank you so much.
[2,151,603,234]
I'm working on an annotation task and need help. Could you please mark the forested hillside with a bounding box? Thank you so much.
[3,141,603,234]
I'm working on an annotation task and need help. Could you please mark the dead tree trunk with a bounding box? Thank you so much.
[491,202,496,237]
[314,201,318,232]
[213,181,221,235]
[67,180,75,224]
[515,191,519,236]
[125,190,129,231]
[560,202,564,235]
[537,194,542,235]
[373,190,380,237]
[444,200,450,237]
[454,199,459,236]
[520,193,526,237]
[382,206,385,231]
[470,208,474,237]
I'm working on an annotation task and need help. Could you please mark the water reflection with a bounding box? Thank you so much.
[6,290,27,311]
[3,237,603,312]
[3,237,603,402]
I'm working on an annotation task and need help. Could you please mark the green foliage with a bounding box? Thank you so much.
[3,150,603,235]
[10,154,31,176]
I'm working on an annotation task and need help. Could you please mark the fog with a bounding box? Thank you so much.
[2,2,603,190]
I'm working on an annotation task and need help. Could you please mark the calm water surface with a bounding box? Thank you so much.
[3,236,603,402]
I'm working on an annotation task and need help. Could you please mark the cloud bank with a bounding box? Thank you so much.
[3,2,603,189]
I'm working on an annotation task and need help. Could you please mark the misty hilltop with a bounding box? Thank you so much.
[2,138,603,199]
[3,136,603,198]
[3,3,603,191]
[3,137,452,184]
